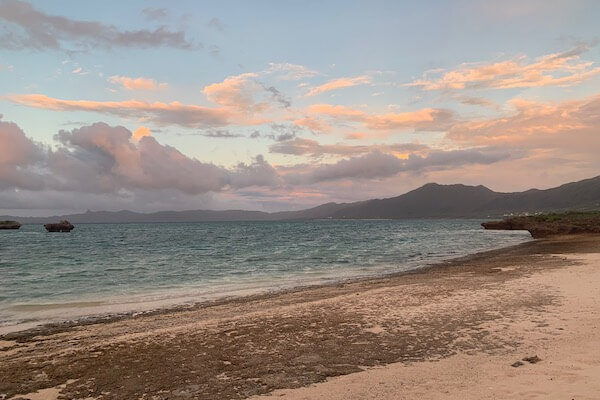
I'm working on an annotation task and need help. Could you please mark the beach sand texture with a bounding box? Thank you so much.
[1,235,599,400]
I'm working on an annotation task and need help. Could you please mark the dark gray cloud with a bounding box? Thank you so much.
[266,123,301,142]
[264,85,291,108]
[0,0,195,50]
[286,148,516,184]
[270,137,429,158]
[201,129,244,138]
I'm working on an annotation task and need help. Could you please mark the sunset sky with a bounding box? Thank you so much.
[1,0,600,215]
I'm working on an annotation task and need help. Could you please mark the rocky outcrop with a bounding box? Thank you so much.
[44,220,75,232]
[482,212,600,238]
[0,220,21,230]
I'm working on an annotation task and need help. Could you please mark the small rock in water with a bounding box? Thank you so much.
[511,361,524,367]
[44,220,75,232]
[523,355,541,364]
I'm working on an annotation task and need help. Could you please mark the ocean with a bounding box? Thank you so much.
[0,220,531,333]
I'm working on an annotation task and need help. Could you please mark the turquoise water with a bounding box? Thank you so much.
[0,220,530,333]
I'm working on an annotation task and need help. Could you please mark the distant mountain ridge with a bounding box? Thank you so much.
[3,176,600,223]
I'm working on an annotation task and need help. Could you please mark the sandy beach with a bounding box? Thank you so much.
[1,235,599,400]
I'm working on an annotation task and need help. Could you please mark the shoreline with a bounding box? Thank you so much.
[1,234,535,340]
[1,234,599,399]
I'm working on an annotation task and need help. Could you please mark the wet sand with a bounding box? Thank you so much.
[1,235,599,400]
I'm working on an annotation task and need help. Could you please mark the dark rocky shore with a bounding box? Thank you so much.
[0,220,21,230]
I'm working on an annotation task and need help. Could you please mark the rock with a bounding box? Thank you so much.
[0,220,21,230]
[523,355,541,364]
[511,361,524,367]
[44,220,75,232]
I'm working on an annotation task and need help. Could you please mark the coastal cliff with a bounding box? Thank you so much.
[482,211,600,238]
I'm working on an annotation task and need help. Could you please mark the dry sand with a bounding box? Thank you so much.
[1,235,599,400]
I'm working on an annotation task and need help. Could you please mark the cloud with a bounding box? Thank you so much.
[0,0,194,51]
[270,137,429,158]
[306,75,371,96]
[141,8,169,21]
[265,63,320,80]
[202,72,292,112]
[407,44,600,91]
[266,123,303,142]
[202,73,267,112]
[263,85,291,108]
[1,120,282,198]
[0,117,47,190]
[8,93,244,128]
[201,129,244,138]
[285,148,515,184]
[12,72,296,128]
[293,116,332,133]
[133,126,151,140]
[456,95,498,109]
[206,17,226,32]
[308,104,454,132]
[447,94,600,148]
[108,75,168,90]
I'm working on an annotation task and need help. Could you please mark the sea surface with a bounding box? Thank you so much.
[0,220,531,333]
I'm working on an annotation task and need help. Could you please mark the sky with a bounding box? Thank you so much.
[1,0,600,215]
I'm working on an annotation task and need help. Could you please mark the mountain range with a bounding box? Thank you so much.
[3,176,600,224]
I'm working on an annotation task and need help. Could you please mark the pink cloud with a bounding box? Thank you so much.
[8,93,259,128]
[2,120,282,196]
[306,75,371,96]
[108,75,168,90]
[407,45,600,91]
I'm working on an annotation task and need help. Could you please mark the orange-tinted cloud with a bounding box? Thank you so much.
[447,94,600,147]
[306,75,371,96]
[108,75,168,90]
[407,45,600,91]
[8,93,261,128]
[292,116,332,133]
[308,103,454,132]
[203,73,264,111]
[133,126,151,140]
[203,72,291,112]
